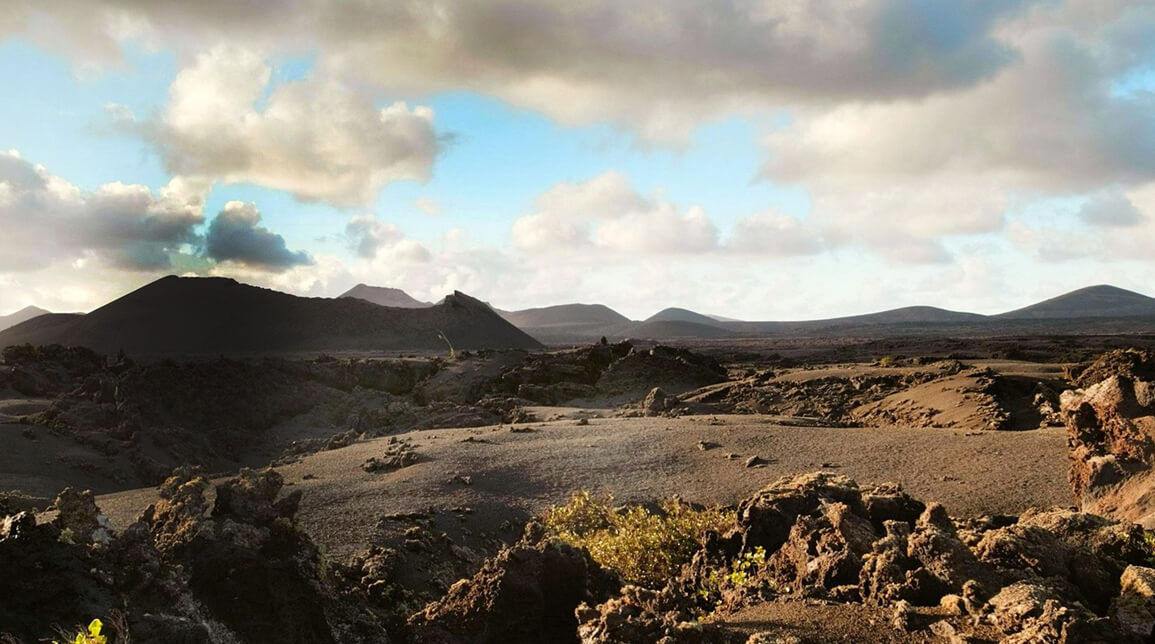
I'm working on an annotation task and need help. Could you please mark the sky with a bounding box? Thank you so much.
[0,0,1154,321]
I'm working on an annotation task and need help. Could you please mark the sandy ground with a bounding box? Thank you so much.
[96,413,1071,558]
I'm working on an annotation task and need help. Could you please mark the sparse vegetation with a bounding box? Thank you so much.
[697,546,768,612]
[436,330,456,360]
[543,491,734,587]
[54,619,108,644]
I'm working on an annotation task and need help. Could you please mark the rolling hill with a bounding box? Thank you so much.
[995,285,1155,320]
[0,276,542,355]
[502,303,630,328]
[0,306,50,333]
[645,307,727,327]
[338,284,432,308]
[808,305,987,326]
[628,320,735,339]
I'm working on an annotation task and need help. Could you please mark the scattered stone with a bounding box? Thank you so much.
[928,619,969,644]
[362,438,420,472]
[460,435,492,444]
[745,455,763,468]
[746,633,803,644]
[642,387,671,416]
[940,593,966,616]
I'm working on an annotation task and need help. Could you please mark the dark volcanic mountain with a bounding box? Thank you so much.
[502,303,630,328]
[339,283,432,308]
[0,305,49,332]
[645,307,726,327]
[0,276,542,355]
[995,285,1155,320]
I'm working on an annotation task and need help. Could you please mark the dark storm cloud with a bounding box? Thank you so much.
[205,201,312,271]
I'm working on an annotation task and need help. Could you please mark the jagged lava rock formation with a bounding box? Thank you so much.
[1062,349,1155,527]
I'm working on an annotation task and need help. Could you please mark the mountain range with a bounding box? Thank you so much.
[501,284,1155,343]
[3,281,1155,354]
[339,284,432,309]
[0,306,49,333]
[0,277,541,355]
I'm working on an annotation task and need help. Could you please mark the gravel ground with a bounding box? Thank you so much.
[96,413,1071,557]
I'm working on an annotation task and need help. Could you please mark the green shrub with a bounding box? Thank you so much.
[697,546,768,611]
[543,491,734,587]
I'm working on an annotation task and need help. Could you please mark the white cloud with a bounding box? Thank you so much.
[758,2,1155,261]
[9,1,1034,142]
[414,197,441,216]
[512,172,719,255]
[147,45,440,207]
[345,214,433,265]
[0,150,203,272]
[727,211,825,257]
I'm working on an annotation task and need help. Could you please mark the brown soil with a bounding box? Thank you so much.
[95,414,1071,559]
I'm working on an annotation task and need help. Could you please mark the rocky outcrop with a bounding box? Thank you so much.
[596,345,727,400]
[566,472,1155,643]
[1061,349,1155,526]
[140,467,335,644]
[409,526,619,644]
[0,469,391,644]
[576,585,726,643]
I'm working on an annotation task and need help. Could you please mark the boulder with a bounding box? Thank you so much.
[642,387,671,416]
[1061,350,1155,526]
[411,536,619,644]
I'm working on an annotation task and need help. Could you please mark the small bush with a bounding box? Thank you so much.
[543,491,734,587]
[697,546,768,611]
[55,619,107,644]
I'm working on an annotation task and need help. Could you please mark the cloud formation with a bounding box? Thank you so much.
[512,172,719,255]
[511,172,827,261]
[759,1,1155,261]
[1077,191,1145,228]
[9,1,1034,141]
[0,150,202,272]
[346,214,432,263]
[0,150,313,296]
[204,201,311,271]
[148,46,441,207]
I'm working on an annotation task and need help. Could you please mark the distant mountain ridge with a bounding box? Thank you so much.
[995,285,1155,320]
[3,282,1154,352]
[0,306,50,333]
[0,276,541,355]
[645,308,726,327]
[502,304,630,328]
[498,284,1155,344]
[339,284,432,309]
